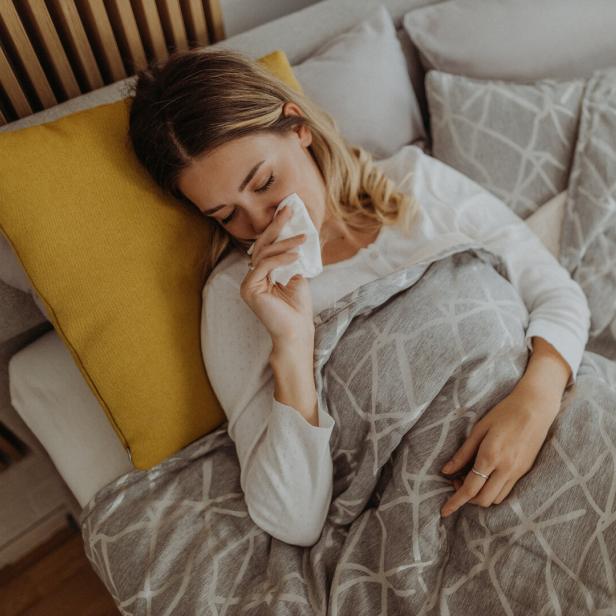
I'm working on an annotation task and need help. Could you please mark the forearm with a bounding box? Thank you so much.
[517,335,571,404]
[270,336,319,427]
[243,408,333,546]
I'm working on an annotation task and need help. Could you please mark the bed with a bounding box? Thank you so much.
[1,0,616,612]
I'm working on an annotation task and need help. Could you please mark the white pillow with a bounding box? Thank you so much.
[293,4,425,160]
[0,5,425,299]
[9,330,132,508]
[404,0,616,82]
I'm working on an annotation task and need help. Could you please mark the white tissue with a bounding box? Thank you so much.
[247,192,323,286]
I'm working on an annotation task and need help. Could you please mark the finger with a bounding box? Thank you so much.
[250,236,304,275]
[441,458,496,517]
[256,233,306,263]
[467,467,508,506]
[494,478,516,504]
[440,421,490,477]
[250,205,292,263]
[249,250,299,284]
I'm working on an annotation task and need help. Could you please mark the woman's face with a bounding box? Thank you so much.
[177,102,329,243]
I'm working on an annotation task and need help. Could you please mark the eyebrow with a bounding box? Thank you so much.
[203,159,266,214]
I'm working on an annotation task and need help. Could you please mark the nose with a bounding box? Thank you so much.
[248,203,278,236]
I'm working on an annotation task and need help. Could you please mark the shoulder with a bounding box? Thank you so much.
[200,249,272,366]
[200,249,275,421]
[203,249,247,300]
[375,144,485,202]
[373,144,424,192]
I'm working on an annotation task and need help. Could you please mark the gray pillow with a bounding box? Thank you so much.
[403,0,616,133]
[425,70,585,219]
[0,232,49,319]
[559,68,616,360]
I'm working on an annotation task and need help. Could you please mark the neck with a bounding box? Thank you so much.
[319,213,380,249]
[319,213,352,247]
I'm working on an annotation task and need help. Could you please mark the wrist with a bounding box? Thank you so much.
[270,340,314,378]
[269,343,318,426]
[271,327,315,356]
[520,336,570,397]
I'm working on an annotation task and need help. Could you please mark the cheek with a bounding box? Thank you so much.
[285,163,321,210]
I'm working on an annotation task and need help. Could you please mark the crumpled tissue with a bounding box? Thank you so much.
[247,192,323,285]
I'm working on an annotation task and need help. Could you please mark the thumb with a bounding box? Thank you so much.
[440,422,489,475]
[286,274,303,285]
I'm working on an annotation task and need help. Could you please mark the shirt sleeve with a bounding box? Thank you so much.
[201,267,335,546]
[413,148,591,389]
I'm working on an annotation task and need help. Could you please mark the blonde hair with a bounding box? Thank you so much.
[127,47,421,282]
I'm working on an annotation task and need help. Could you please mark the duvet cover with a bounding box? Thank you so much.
[80,240,616,614]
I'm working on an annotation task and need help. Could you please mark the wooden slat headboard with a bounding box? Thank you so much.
[0,0,226,126]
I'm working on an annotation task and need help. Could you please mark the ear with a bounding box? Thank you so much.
[297,123,312,148]
[282,101,303,118]
[282,102,312,147]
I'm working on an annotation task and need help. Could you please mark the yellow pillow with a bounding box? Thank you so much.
[258,49,303,94]
[0,49,301,469]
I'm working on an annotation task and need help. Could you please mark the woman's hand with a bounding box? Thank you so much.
[240,204,314,345]
[439,378,562,518]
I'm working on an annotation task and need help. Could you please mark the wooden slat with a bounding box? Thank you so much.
[0,44,33,117]
[0,0,226,121]
[47,0,104,91]
[20,0,81,99]
[203,0,225,43]
[131,0,168,63]
[77,0,127,82]
[180,0,210,46]
[0,0,56,108]
[157,0,189,52]
[104,0,148,73]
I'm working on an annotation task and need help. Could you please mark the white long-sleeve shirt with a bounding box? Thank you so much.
[200,145,591,547]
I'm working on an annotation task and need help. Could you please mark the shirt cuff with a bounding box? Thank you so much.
[524,320,585,389]
[272,396,335,433]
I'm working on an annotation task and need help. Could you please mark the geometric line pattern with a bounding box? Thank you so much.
[560,67,616,362]
[427,70,585,219]
[80,246,616,614]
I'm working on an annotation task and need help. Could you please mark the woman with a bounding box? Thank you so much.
[127,47,590,547]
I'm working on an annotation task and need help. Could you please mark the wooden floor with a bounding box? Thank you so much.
[0,524,119,616]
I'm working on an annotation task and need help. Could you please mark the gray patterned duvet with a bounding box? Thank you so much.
[80,240,616,614]
[559,68,616,363]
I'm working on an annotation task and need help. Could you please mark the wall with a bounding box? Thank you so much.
[221,0,321,37]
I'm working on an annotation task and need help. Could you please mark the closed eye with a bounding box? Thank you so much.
[256,173,275,193]
[220,173,275,225]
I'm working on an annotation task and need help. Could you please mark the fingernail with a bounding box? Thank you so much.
[442,507,452,517]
